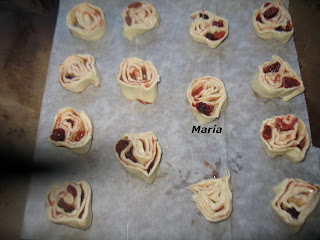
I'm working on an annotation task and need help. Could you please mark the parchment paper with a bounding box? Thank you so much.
[22,0,320,239]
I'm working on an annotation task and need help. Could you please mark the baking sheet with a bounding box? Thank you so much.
[22,0,320,239]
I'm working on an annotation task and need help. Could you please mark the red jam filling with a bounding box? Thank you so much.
[263,7,279,19]
[264,2,271,7]
[75,131,85,142]
[276,117,298,131]
[256,13,263,23]
[205,31,225,41]
[275,21,293,32]
[115,139,130,154]
[67,185,77,198]
[57,198,75,213]
[67,119,74,127]
[128,2,142,9]
[263,62,281,73]
[281,77,300,88]
[65,74,74,80]
[280,203,300,219]
[196,102,214,116]
[212,20,224,27]
[147,161,154,173]
[125,15,132,26]
[262,125,272,140]
[192,87,203,97]
[51,128,65,141]
[199,13,209,19]
[125,147,137,163]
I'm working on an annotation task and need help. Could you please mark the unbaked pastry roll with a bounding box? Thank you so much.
[187,76,227,124]
[49,107,93,154]
[66,3,106,41]
[45,180,92,229]
[260,114,310,163]
[59,54,100,93]
[121,1,160,41]
[189,10,228,49]
[187,170,232,222]
[271,178,320,233]
[252,0,294,43]
[114,132,162,184]
[117,57,160,104]
[252,56,304,101]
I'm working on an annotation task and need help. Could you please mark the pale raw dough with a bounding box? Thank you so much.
[66,3,106,41]
[187,76,227,124]
[260,114,310,163]
[48,107,93,154]
[271,178,320,233]
[121,1,160,41]
[45,180,92,229]
[252,0,294,43]
[117,57,160,104]
[187,170,232,222]
[114,132,162,184]
[59,54,101,93]
[252,55,304,101]
[189,10,228,49]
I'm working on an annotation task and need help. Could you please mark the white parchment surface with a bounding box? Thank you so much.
[22,0,320,239]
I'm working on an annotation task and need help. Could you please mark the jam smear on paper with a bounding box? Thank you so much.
[203,161,219,179]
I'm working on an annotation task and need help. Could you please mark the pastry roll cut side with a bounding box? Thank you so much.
[49,107,93,154]
[190,10,228,49]
[252,0,294,43]
[187,76,227,124]
[122,1,160,41]
[187,170,232,222]
[260,114,310,163]
[66,3,106,41]
[59,54,101,93]
[271,178,320,233]
[117,57,160,104]
[45,180,92,229]
[114,132,162,184]
[252,56,304,101]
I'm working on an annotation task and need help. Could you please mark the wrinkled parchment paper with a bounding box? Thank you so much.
[22,0,320,239]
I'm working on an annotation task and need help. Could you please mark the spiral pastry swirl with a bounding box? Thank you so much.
[260,114,310,163]
[66,3,106,41]
[59,54,100,93]
[187,76,227,124]
[271,178,320,233]
[252,0,294,43]
[190,10,228,49]
[188,170,232,222]
[45,180,92,229]
[117,57,160,104]
[122,1,160,41]
[115,132,162,184]
[252,56,304,101]
[49,107,93,154]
